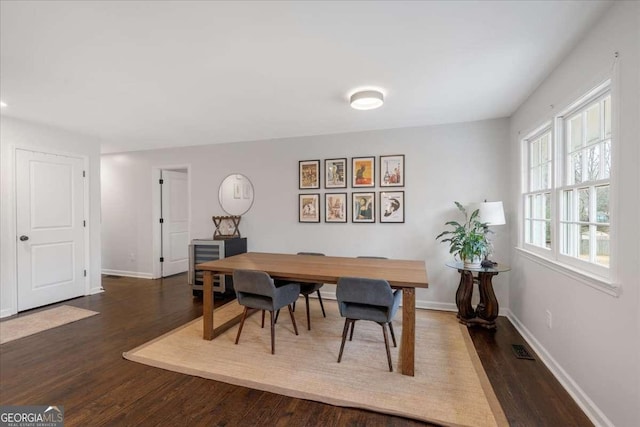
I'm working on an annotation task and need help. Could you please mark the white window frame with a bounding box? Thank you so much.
[518,79,618,295]
[521,125,554,257]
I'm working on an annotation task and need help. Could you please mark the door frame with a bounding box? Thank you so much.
[151,164,192,279]
[6,144,91,315]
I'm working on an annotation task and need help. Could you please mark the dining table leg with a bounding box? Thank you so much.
[203,271,214,340]
[400,287,415,376]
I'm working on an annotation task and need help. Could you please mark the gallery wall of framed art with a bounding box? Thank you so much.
[298,154,406,224]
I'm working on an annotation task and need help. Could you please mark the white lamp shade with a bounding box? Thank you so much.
[350,90,384,110]
[470,201,505,225]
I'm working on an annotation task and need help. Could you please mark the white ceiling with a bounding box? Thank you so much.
[0,1,612,153]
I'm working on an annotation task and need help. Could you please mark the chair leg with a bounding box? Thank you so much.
[292,301,296,312]
[338,318,351,363]
[349,320,356,341]
[380,322,393,372]
[316,290,326,317]
[274,309,280,324]
[235,307,248,345]
[389,321,397,347]
[261,310,265,328]
[305,294,311,331]
[287,304,299,335]
[270,310,276,354]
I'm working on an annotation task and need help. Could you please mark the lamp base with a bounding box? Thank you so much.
[481,259,498,268]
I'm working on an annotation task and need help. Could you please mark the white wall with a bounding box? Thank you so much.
[508,2,639,426]
[101,118,511,310]
[0,117,103,318]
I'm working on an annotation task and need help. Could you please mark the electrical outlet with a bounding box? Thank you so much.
[545,310,552,329]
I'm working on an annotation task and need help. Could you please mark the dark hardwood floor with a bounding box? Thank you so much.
[0,274,592,426]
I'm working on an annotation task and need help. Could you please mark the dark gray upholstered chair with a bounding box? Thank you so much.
[275,252,327,330]
[336,276,401,372]
[233,269,300,354]
[357,256,388,259]
[294,252,327,330]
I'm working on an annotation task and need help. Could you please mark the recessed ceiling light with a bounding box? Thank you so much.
[0,101,7,108]
[350,90,384,110]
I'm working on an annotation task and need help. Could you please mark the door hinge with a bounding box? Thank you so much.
[160,257,164,262]
[159,178,164,185]
[159,218,164,224]
[83,170,86,178]
[83,220,86,227]
[84,270,87,277]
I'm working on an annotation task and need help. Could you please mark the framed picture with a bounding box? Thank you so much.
[324,158,347,188]
[380,154,405,187]
[299,193,320,222]
[380,191,405,223]
[352,156,375,187]
[299,160,320,189]
[352,192,375,223]
[325,193,347,223]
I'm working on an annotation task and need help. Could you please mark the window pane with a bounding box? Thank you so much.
[603,140,611,179]
[541,163,550,189]
[525,195,532,219]
[587,145,600,181]
[544,192,551,220]
[525,219,531,243]
[596,185,609,223]
[579,188,589,222]
[531,140,539,166]
[579,224,590,260]
[571,152,583,184]
[531,166,540,191]
[561,223,576,256]
[586,103,600,145]
[541,134,550,162]
[534,194,543,219]
[596,225,610,266]
[604,96,611,138]
[545,221,551,249]
[569,115,583,152]
[562,190,573,221]
[533,220,543,246]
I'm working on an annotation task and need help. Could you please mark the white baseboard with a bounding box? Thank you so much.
[88,286,104,295]
[506,311,613,427]
[0,308,17,319]
[102,269,154,280]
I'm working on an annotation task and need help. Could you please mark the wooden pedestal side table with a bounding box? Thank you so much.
[446,261,510,330]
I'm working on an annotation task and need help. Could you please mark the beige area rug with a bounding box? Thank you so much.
[0,305,99,344]
[124,300,507,427]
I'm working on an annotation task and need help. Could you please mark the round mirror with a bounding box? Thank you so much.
[218,174,254,215]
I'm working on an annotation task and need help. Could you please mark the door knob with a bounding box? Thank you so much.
[19,235,29,241]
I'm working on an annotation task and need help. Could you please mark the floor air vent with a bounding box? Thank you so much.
[512,344,535,360]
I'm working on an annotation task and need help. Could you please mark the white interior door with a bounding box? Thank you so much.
[16,149,85,311]
[161,170,189,277]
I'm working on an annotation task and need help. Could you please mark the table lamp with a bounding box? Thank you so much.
[470,201,505,267]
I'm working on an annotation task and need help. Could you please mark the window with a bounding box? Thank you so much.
[521,80,612,281]
[559,92,611,269]
[523,130,552,249]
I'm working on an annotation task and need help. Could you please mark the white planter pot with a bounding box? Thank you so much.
[463,256,482,269]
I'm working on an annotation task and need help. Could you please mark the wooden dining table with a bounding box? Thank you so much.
[196,252,429,376]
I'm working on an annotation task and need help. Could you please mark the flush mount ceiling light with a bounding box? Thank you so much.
[350,90,384,110]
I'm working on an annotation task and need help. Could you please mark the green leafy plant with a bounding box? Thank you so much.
[436,202,491,264]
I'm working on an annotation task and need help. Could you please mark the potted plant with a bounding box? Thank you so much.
[436,202,490,268]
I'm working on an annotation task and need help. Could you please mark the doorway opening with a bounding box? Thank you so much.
[151,166,191,278]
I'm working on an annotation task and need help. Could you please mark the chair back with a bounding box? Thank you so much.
[357,256,388,259]
[297,252,325,256]
[233,269,275,298]
[336,277,394,308]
